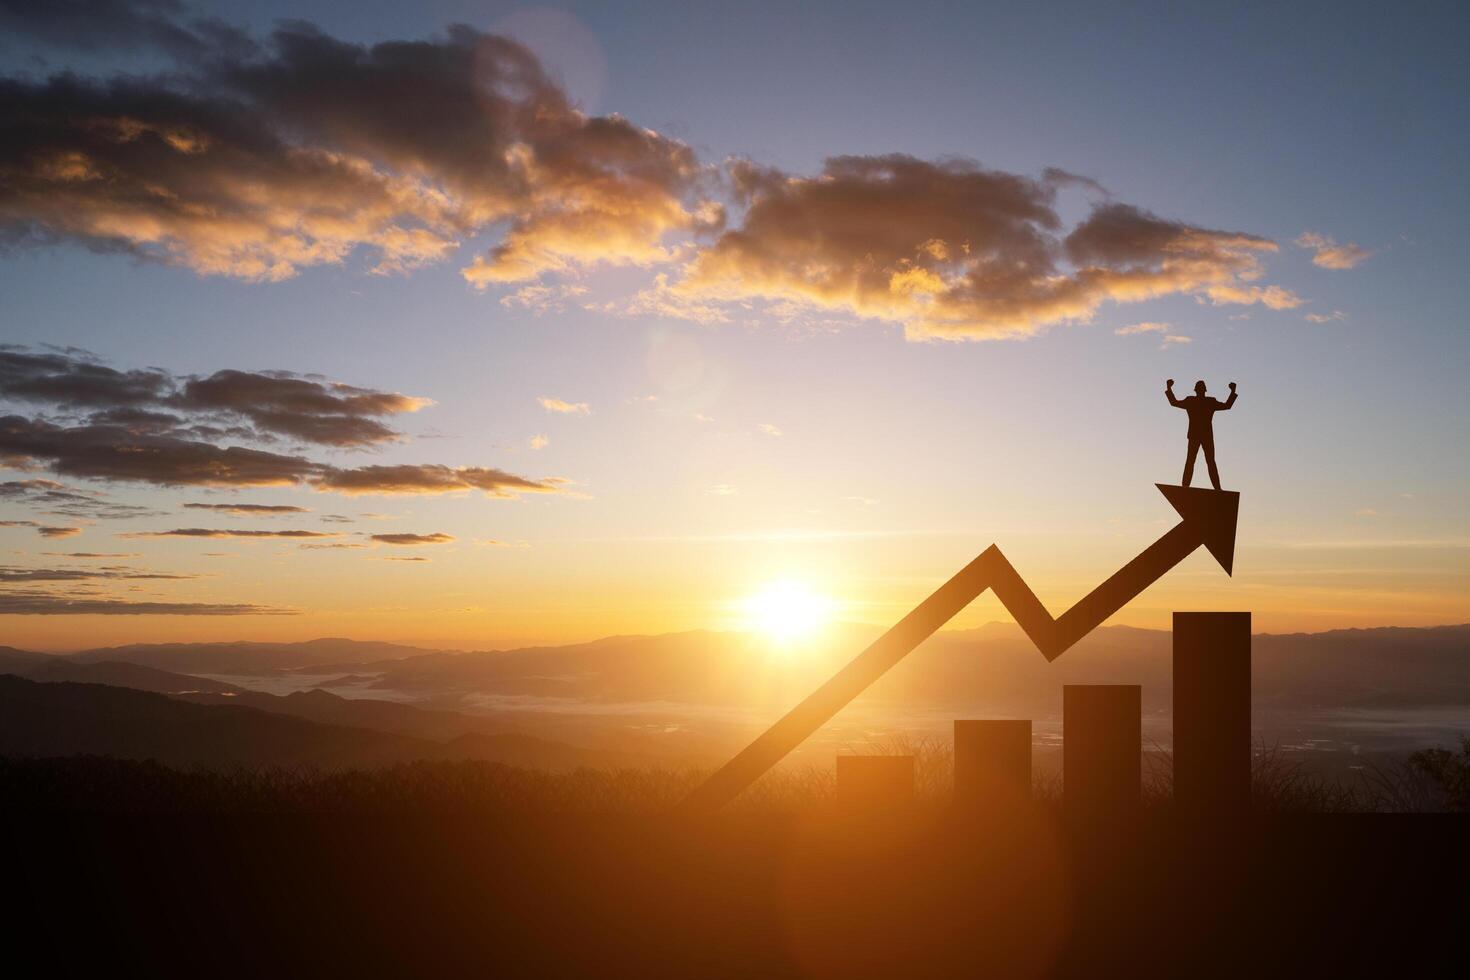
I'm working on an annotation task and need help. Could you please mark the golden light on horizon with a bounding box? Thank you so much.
[740,579,836,643]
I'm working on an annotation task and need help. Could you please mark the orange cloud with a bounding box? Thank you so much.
[667,157,1294,340]
[538,397,590,415]
[0,22,712,284]
[1296,232,1373,270]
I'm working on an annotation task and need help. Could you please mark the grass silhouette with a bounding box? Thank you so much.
[2,737,1453,813]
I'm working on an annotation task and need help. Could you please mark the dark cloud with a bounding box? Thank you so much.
[176,370,429,446]
[0,349,428,447]
[369,532,454,546]
[314,464,568,497]
[0,349,571,498]
[0,349,170,407]
[42,552,142,558]
[0,414,323,485]
[182,502,310,515]
[0,589,292,615]
[125,527,338,539]
[0,565,196,582]
[0,519,77,539]
[0,414,571,495]
[0,476,162,519]
[0,7,710,283]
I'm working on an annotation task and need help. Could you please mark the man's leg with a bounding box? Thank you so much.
[1182,437,1199,486]
[1203,435,1221,490]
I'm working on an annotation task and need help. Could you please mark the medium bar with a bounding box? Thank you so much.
[1173,611,1252,821]
[953,720,1031,813]
[835,755,915,808]
[1063,685,1141,822]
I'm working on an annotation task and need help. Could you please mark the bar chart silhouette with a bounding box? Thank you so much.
[680,484,1242,813]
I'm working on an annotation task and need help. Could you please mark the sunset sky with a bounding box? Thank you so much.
[0,0,1465,651]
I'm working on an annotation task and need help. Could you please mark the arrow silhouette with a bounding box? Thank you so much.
[679,484,1239,813]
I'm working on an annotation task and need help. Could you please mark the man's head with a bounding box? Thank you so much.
[1194,380,1207,395]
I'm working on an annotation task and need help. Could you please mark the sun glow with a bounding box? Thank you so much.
[741,579,835,642]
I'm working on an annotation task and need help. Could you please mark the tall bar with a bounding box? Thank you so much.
[835,755,914,808]
[1173,612,1252,821]
[1063,685,1141,822]
[953,720,1031,813]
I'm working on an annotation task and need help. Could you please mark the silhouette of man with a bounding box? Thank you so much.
[1166,379,1237,490]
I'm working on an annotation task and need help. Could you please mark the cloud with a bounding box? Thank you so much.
[125,527,339,539]
[176,370,431,446]
[312,464,568,497]
[666,158,1293,340]
[0,349,429,447]
[182,502,310,515]
[1161,334,1192,347]
[369,532,454,545]
[1114,321,1169,335]
[1201,283,1302,309]
[1295,232,1372,270]
[0,565,196,582]
[538,396,590,415]
[0,476,160,519]
[0,590,293,615]
[499,283,589,314]
[0,4,1300,346]
[0,413,323,485]
[372,555,430,562]
[37,525,81,538]
[41,552,142,558]
[1304,310,1347,323]
[707,484,738,495]
[0,349,571,497]
[0,8,712,284]
[757,423,782,436]
[529,434,549,450]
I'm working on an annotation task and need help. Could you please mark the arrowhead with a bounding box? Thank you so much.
[1156,484,1239,575]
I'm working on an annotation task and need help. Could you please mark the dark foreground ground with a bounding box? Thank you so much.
[10,803,1469,977]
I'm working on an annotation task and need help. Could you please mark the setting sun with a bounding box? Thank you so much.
[740,580,835,641]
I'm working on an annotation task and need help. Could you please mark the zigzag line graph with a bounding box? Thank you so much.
[679,484,1240,813]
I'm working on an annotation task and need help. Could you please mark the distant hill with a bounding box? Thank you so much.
[0,676,642,770]
[0,646,49,671]
[20,622,1470,713]
[9,659,246,695]
[67,637,450,675]
[175,688,496,741]
[271,622,1470,712]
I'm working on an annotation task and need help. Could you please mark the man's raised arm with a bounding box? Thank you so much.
[1165,379,1182,407]
[1220,381,1238,409]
